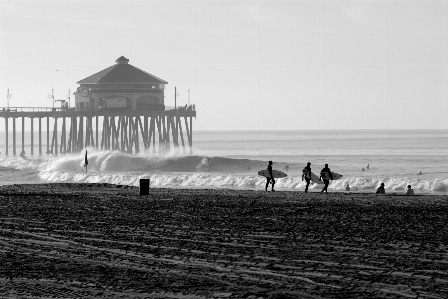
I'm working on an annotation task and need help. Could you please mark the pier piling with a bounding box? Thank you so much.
[2,110,195,157]
[39,118,42,156]
[46,117,49,155]
[5,118,8,156]
[13,118,16,156]
[21,117,25,156]
[31,117,34,156]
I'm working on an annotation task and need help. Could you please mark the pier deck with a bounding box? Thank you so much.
[0,107,196,118]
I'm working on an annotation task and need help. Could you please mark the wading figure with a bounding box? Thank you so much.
[265,161,275,192]
[302,162,312,193]
[319,164,333,193]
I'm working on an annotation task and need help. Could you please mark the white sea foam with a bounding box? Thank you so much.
[36,170,448,193]
[0,146,447,194]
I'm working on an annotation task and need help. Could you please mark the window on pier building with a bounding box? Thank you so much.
[99,84,133,89]
[133,84,157,89]
[97,84,161,89]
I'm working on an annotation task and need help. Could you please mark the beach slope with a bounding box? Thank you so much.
[0,184,447,298]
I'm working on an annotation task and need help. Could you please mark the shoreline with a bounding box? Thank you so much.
[0,181,446,196]
[0,183,447,298]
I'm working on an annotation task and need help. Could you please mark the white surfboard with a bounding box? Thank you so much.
[309,172,324,184]
[258,169,287,179]
[321,171,343,180]
[303,170,324,185]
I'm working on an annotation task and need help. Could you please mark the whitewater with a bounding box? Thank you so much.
[0,130,447,194]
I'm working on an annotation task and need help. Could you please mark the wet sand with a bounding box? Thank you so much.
[0,183,447,298]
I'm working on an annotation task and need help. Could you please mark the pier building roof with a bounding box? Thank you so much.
[77,56,168,85]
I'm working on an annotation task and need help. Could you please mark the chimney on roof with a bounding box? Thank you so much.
[115,56,129,64]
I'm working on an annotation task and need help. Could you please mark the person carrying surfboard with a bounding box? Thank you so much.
[302,162,312,193]
[319,164,333,193]
[265,161,275,192]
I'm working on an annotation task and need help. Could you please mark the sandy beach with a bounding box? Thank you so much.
[0,184,447,298]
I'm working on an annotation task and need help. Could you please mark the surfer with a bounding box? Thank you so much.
[319,164,333,194]
[405,185,415,196]
[285,165,289,171]
[301,162,312,193]
[376,183,386,194]
[418,171,422,175]
[205,157,213,171]
[345,184,350,191]
[265,161,275,192]
[367,164,370,169]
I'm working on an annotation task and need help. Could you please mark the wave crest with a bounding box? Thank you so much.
[1,149,447,193]
[0,150,270,173]
[37,171,448,193]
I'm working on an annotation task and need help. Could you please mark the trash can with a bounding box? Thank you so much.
[139,179,150,195]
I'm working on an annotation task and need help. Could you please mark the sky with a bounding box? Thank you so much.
[0,0,447,130]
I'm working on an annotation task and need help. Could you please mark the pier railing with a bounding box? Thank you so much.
[1,107,71,112]
[1,106,195,113]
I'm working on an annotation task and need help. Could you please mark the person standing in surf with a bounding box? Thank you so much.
[302,162,312,193]
[319,164,333,193]
[265,161,275,192]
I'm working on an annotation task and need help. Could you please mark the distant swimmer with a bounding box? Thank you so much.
[362,168,365,171]
[265,161,275,192]
[345,184,350,191]
[285,165,289,171]
[244,166,251,171]
[319,164,333,194]
[405,185,415,196]
[301,162,312,193]
[367,164,370,169]
[376,183,386,194]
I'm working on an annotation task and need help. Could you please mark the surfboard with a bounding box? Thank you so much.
[303,169,324,184]
[258,169,287,179]
[309,172,324,184]
[321,172,343,180]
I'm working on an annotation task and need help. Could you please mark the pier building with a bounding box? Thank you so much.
[1,57,196,157]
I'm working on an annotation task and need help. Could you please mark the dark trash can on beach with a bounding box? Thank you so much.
[139,179,150,195]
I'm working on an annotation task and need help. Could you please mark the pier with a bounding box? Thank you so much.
[0,108,195,156]
[1,57,196,156]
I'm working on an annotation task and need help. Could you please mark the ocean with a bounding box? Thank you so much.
[0,130,447,194]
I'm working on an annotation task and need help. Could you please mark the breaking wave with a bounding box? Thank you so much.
[36,171,448,194]
[0,150,273,173]
[0,149,447,194]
